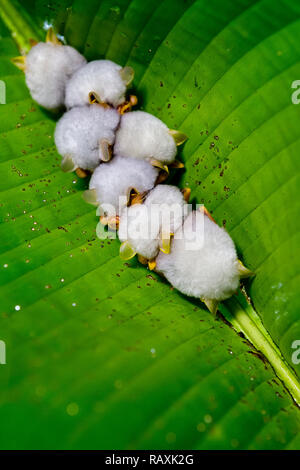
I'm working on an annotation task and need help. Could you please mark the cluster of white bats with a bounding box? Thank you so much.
[13,28,254,315]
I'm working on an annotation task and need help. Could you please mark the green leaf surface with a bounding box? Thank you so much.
[0,0,299,450]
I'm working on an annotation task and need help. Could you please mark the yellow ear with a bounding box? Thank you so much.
[88,91,99,104]
[119,66,135,85]
[168,129,188,146]
[46,27,62,45]
[198,205,216,223]
[169,160,185,169]
[160,230,174,254]
[11,56,26,72]
[119,241,136,260]
[202,298,218,315]
[182,187,191,202]
[89,91,110,105]
[150,159,169,173]
[82,189,98,206]
[99,139,112,162]
[127,188,147,206]
[61,156,77,173]
[237,260,255,278]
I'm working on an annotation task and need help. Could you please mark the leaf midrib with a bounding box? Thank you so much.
[221,293,300,405]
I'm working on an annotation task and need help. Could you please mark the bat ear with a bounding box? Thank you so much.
[89,91,112,108]
[168,129,188,146]
[89,91,100,104]
[181,187,191,202]
[150,158,169,173]
[169,160,184,169]
[127,188,147,206]
[119,241,136,260]
[82,189,98,206]
[237,260,255,278]
[61,155,77,173]
[198,205,216,223]
[119,66,134,85]
[46,27,62,45]
[11,56,26,72]
[99,139,112,162]
[202,298,218,315]
[159,231,174,255]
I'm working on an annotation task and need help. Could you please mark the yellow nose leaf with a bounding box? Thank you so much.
[129,95,138,106]
[100,215,109,226]
[117,95,138,115]
[108,216,120,230]
[118,102,131,115]
[75,168,88,178]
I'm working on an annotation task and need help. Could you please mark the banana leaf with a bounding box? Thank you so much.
[0,0,299,450]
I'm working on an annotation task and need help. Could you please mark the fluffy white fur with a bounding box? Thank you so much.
[25,42,86,109]
[114,111,177,163]
[144,185,187,234]
[156,211,240,301]
[118,185,187,259]
[119,204,161,260]
[54,105,120,170]
[89,156,158,216]
[65,60,127,108]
